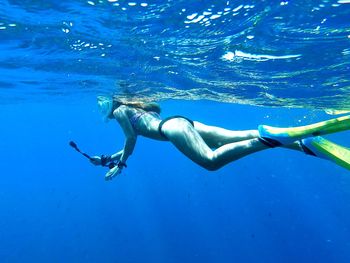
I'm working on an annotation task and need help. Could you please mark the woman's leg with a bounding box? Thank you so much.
[193,121,258,148]
[161,118,279,171]
[193,121,302,152]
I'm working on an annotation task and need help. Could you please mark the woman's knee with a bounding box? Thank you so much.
[198,158,222,171]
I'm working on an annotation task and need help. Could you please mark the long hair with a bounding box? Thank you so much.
[112,96,161,114]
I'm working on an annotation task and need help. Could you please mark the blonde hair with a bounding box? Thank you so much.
[112,96,161,114]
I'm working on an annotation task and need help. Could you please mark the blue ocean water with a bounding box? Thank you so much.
[0,0,350,262]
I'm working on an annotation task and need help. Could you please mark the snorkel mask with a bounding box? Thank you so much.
[97,96,113,122]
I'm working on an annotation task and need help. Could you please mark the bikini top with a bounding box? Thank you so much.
[129,110,160,131]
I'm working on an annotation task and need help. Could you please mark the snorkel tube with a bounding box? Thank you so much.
[69,140,117,169]
[69,141,92,160]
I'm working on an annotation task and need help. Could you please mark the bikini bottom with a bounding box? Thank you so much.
[158,115,194,139]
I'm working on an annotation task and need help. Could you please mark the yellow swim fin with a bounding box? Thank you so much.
[300,136,350,171]
[259,115,350,146]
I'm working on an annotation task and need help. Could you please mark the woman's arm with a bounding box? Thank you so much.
[110,150,124,161]
[90,149,124,166]
[105,105,137,179]
[114,105,137,165]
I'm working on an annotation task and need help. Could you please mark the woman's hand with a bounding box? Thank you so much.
[90,156,102,166]
[105,165,122,180]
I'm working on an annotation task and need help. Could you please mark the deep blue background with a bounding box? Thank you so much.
[0,98,349,263]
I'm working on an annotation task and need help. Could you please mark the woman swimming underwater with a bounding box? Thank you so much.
[90,96,350,180]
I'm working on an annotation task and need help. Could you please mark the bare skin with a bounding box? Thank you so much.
[91,105,303,179]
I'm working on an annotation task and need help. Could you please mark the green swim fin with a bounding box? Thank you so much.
[301,137,350,171]
[259,115,350,146]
